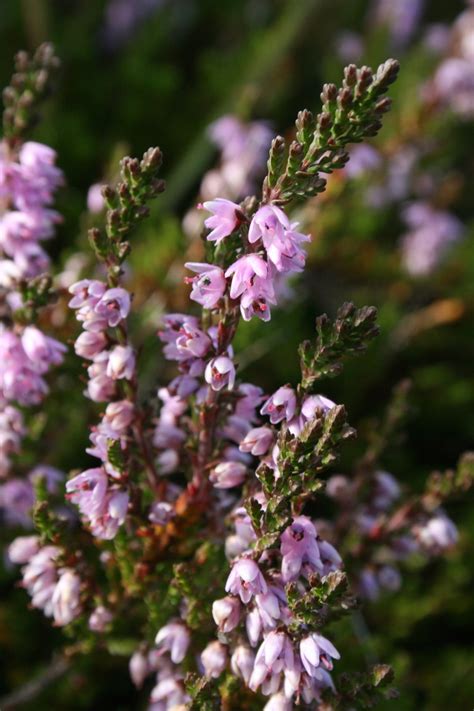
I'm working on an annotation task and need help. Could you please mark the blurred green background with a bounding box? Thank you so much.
[0,0,473,709]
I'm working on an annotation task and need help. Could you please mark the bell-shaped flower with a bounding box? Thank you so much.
[280,516,322,582]
[225,558,267,603]
[155,621,191,663]
[210,461,247,488]
[202,198,242,243]
[261,386,296,424]
[212,595,241,633]
[94,287,131,327]
[201,641,227,678]
[239,426,274,456]
[205,355,235,391]
[184,262,226,309]
[231,645,255,685]
[299,633,340,676]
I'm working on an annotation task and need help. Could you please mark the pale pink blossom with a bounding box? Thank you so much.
[225,558,267,603]
[205,355,236,391]
[202,198,242,244]
[184,262,226,309]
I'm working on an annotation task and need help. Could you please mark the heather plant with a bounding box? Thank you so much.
[0,34,472,711]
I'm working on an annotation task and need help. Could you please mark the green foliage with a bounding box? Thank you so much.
[185,673,221,711]
[14,274,57,325]
[286,571,357,629]
[299,302,379,389]
[2,42,60,144]
[263,59,399,204]
[88,148,165,278]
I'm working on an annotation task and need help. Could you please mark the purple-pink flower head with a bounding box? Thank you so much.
[175,321,212,360]
[239,279,276,322]
[280,516,322,582]
[184,262,226,309]
[248,205,310,274]
[94,287,131,327]
[68,279,106,312]
[249,631,297,695]
[225,254,269,299]
[201,198,243,244]
[66,467,109,518]
[205,355,236,391]
[299,633,340,676]
[261,386,296,424]
[225,558,268,603]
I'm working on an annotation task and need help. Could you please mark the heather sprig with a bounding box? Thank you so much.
[263,59,400,205]
[2,43,60,145]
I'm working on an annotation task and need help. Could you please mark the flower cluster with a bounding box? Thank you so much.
[66,279,135,538]
[0,135,65,486]
[0,140,63,283]
[400,202,463,276]
[8,535,82,626]
[185,201,310,322]
[326,468,459,601]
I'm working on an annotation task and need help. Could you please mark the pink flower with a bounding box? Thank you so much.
[231,645,255,685]
[288,394,336,436]
[299,633,340,675]
[129,649,149,688]
[51,569,82,626]
[102,400,135,435]
[240,426,274,456]
[201,641,227,678]
[280,517,322,582]
[66,468,109,518]
[417,512,458,552]
[225,558,267,603]
[88,605,113,632]
[21,326,66,374]
[94,287,131,327]
[261,386,296,424]
[210,461,247,488]
[212,596,241,632]
[225,254,269,299]
[87,183,105,213]
[249,631,297,695]
[202,198,242,243]
[106,345,135,380]
[89,490,129,540]
[74,330,107,360]
[68,279,106,312]
[20,545,60,618]
[155,621,190,663]
[235,383,265,421]
[205,355,236,391]
[8,535,39,564]
[175,322,211,359]
[248,205,310,274]
[184,262,226,309]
